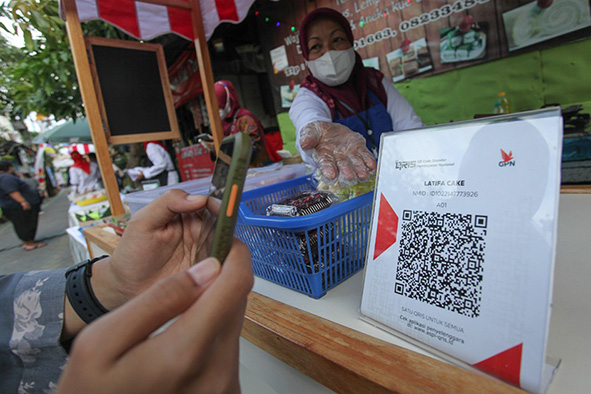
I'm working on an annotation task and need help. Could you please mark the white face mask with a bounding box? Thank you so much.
[306,47,356,86]
[218,85,232,119]
[219,106,230,119]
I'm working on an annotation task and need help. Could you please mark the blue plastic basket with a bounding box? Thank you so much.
[237,175,374,299]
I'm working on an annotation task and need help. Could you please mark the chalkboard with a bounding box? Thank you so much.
[85,37,180,145]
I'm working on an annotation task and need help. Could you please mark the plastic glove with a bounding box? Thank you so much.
[299,121,376,187]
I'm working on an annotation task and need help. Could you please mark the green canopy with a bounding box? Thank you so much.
[32,118,93,144]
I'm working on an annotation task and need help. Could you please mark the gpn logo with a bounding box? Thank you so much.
[498,149,515,167]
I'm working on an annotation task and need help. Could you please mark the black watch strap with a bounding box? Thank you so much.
[65,255,110,324]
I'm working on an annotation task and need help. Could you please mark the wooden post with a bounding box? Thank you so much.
[189,0,224,151]
[62,0,125,216]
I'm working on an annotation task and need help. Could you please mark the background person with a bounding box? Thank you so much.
[68,150,100,194]
[132,140,179,186]
[0,189,253,392]
[212,80,282,167]
[86,152,103,188]
[289,8,424,186]
[0,160,46,251]
[34,144,59,198]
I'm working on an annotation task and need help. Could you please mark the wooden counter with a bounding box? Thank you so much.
[560,184,591,194]
[83,224,120,257]
[243,291,520,393]
[83,192,591,393]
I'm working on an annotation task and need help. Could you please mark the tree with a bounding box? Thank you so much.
[0,0,131,121]
[0,34,26,117]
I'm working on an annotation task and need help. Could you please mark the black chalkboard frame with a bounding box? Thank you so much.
[85,36,180,145]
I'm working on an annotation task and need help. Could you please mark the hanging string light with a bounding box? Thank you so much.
[253,8,288,29]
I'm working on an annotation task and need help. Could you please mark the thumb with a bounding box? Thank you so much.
[80,258,221,360]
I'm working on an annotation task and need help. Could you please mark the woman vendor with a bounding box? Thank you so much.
[212,80,282,167]
[289,8,424,186]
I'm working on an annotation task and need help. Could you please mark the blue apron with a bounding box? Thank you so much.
[333,90,393,157]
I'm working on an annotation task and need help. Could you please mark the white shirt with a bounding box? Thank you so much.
[141,143,179,185]
[289,77,424,165]
[69,162,101,194]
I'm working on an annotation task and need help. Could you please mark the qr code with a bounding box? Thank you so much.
[395,210,487,318]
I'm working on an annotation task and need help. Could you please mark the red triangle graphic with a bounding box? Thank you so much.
[373,193,398,260]
[473,343,523,387]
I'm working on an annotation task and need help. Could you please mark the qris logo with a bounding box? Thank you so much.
[498,149,515,167]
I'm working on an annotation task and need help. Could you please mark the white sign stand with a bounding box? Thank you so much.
[361,108,563,393]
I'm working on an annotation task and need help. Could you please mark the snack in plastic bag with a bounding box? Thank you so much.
[317,173,376,201]
[266,190,338,217]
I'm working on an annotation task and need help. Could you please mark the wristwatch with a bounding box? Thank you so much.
[65,255,110,324]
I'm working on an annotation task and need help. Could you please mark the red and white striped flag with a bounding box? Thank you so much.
[69,0,255,41]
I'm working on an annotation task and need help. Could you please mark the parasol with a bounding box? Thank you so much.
[32,118,92,144]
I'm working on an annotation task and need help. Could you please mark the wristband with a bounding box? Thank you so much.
[65,255,110,324]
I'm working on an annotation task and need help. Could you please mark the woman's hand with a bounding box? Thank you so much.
[199,139,216,153]
[299,121,376,187]
[57,239,253,394]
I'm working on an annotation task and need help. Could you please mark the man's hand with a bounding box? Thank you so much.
[9,191,31,210]
[62,190,233,341]
[97,190,218,310]
[57,239,253,393]
[300,121,376,187]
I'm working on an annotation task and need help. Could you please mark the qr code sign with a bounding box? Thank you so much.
[395,211,487,318]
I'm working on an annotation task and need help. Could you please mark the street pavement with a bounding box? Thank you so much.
[0,189,75,276]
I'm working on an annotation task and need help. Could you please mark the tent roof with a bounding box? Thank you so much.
[61,0,256,41]
[32,118,93,144]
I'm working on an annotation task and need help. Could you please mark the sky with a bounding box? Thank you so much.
[0,16,25,47]
[1,16,54,134]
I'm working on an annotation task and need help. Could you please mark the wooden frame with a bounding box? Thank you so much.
[64,0,122,215]
[63,0,226,216]
[85,36,181,145]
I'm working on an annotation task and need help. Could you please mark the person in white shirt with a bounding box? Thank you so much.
[134,141,179,186]
[86,152,103,187]
[289,8,424,187]
[68,151,100,194]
